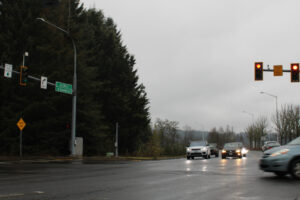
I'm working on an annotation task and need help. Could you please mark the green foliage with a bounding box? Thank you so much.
[0,0,151,156]
[244,116,268,149]
[136,129,162,159]
[153,118,185,156]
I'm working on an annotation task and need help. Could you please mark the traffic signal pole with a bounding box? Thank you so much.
[263,68,291,72]
[36,18,78,157]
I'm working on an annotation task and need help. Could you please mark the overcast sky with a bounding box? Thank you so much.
[81,0,300,132]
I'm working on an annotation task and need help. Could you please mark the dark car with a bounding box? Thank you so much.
[262,141,280,152]
[209,143,219,157]
[221,142,244,159]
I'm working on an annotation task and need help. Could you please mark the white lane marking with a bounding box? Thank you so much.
[0,191,45,198]
[0,193,24,198]
[33,191,44,194]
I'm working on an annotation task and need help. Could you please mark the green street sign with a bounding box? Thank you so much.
[55,81,72,95]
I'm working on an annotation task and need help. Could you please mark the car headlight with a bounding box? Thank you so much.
[236,149,241,153]
[270,149,289,157]
[242,148,248,154]
[186,148,191,152]
[202,147,207,151]
[222,149,226,153]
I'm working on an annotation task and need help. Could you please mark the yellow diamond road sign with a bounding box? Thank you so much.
[17,118,26,131]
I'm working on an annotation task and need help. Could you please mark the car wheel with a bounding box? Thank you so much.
[216,153,219,157]
[187,156,190,160]
[274,172,287,177]
[191,157,194,160]
[222,156,226,159]
[290,158,300,180]
[243,154,246,157]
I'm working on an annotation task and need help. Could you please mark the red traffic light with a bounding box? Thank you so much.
[292,64,299,71]
[291,63,299,82]
[255,63,262,69]
[255,62,263,81]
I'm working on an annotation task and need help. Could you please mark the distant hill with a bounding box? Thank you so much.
[177,129,209,141]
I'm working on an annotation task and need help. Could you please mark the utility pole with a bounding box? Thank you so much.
[115,122,118,157]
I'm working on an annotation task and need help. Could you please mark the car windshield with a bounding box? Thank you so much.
[210,143,217,147]
[268,142,280,146]
[266,141,276,145]
[224,143,238,148]
[190,141,206,147]
[287,137,300,145]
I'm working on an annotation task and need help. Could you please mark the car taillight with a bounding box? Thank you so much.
[268,147,272,149]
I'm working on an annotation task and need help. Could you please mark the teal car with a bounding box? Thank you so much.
[259,136,300,179]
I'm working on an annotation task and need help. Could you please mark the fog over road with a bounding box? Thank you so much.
[0,151,299,200]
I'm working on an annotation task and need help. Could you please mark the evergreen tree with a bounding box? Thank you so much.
[0,0,151,156]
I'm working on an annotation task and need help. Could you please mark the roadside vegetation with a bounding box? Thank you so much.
[0,0,150,156]
[243,104,300,149]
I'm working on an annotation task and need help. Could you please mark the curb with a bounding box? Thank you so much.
[0,156,185,164]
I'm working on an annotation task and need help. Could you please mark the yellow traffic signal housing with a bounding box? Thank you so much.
[255,62,263,81]
[20,66,28,86]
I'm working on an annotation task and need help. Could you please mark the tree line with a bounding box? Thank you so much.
[139,119,246,158]
[0,0,151,156]
[244,104,300,149]
[273,104,300,144]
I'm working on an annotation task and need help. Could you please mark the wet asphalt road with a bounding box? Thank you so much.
[0,151,299,200]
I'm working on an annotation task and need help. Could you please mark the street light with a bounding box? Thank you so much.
[260,91,278,115]
[37,17,77,156]
[260,91,279,142]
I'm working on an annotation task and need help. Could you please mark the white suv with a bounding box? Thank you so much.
[186,141,211,159]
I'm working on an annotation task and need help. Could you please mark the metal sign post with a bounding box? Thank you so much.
[20,130,22,158]
[17,118,26,158]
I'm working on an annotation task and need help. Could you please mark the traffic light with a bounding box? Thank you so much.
[20,66,28,86]
[255,62,263,81]
[291,63,299,82]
